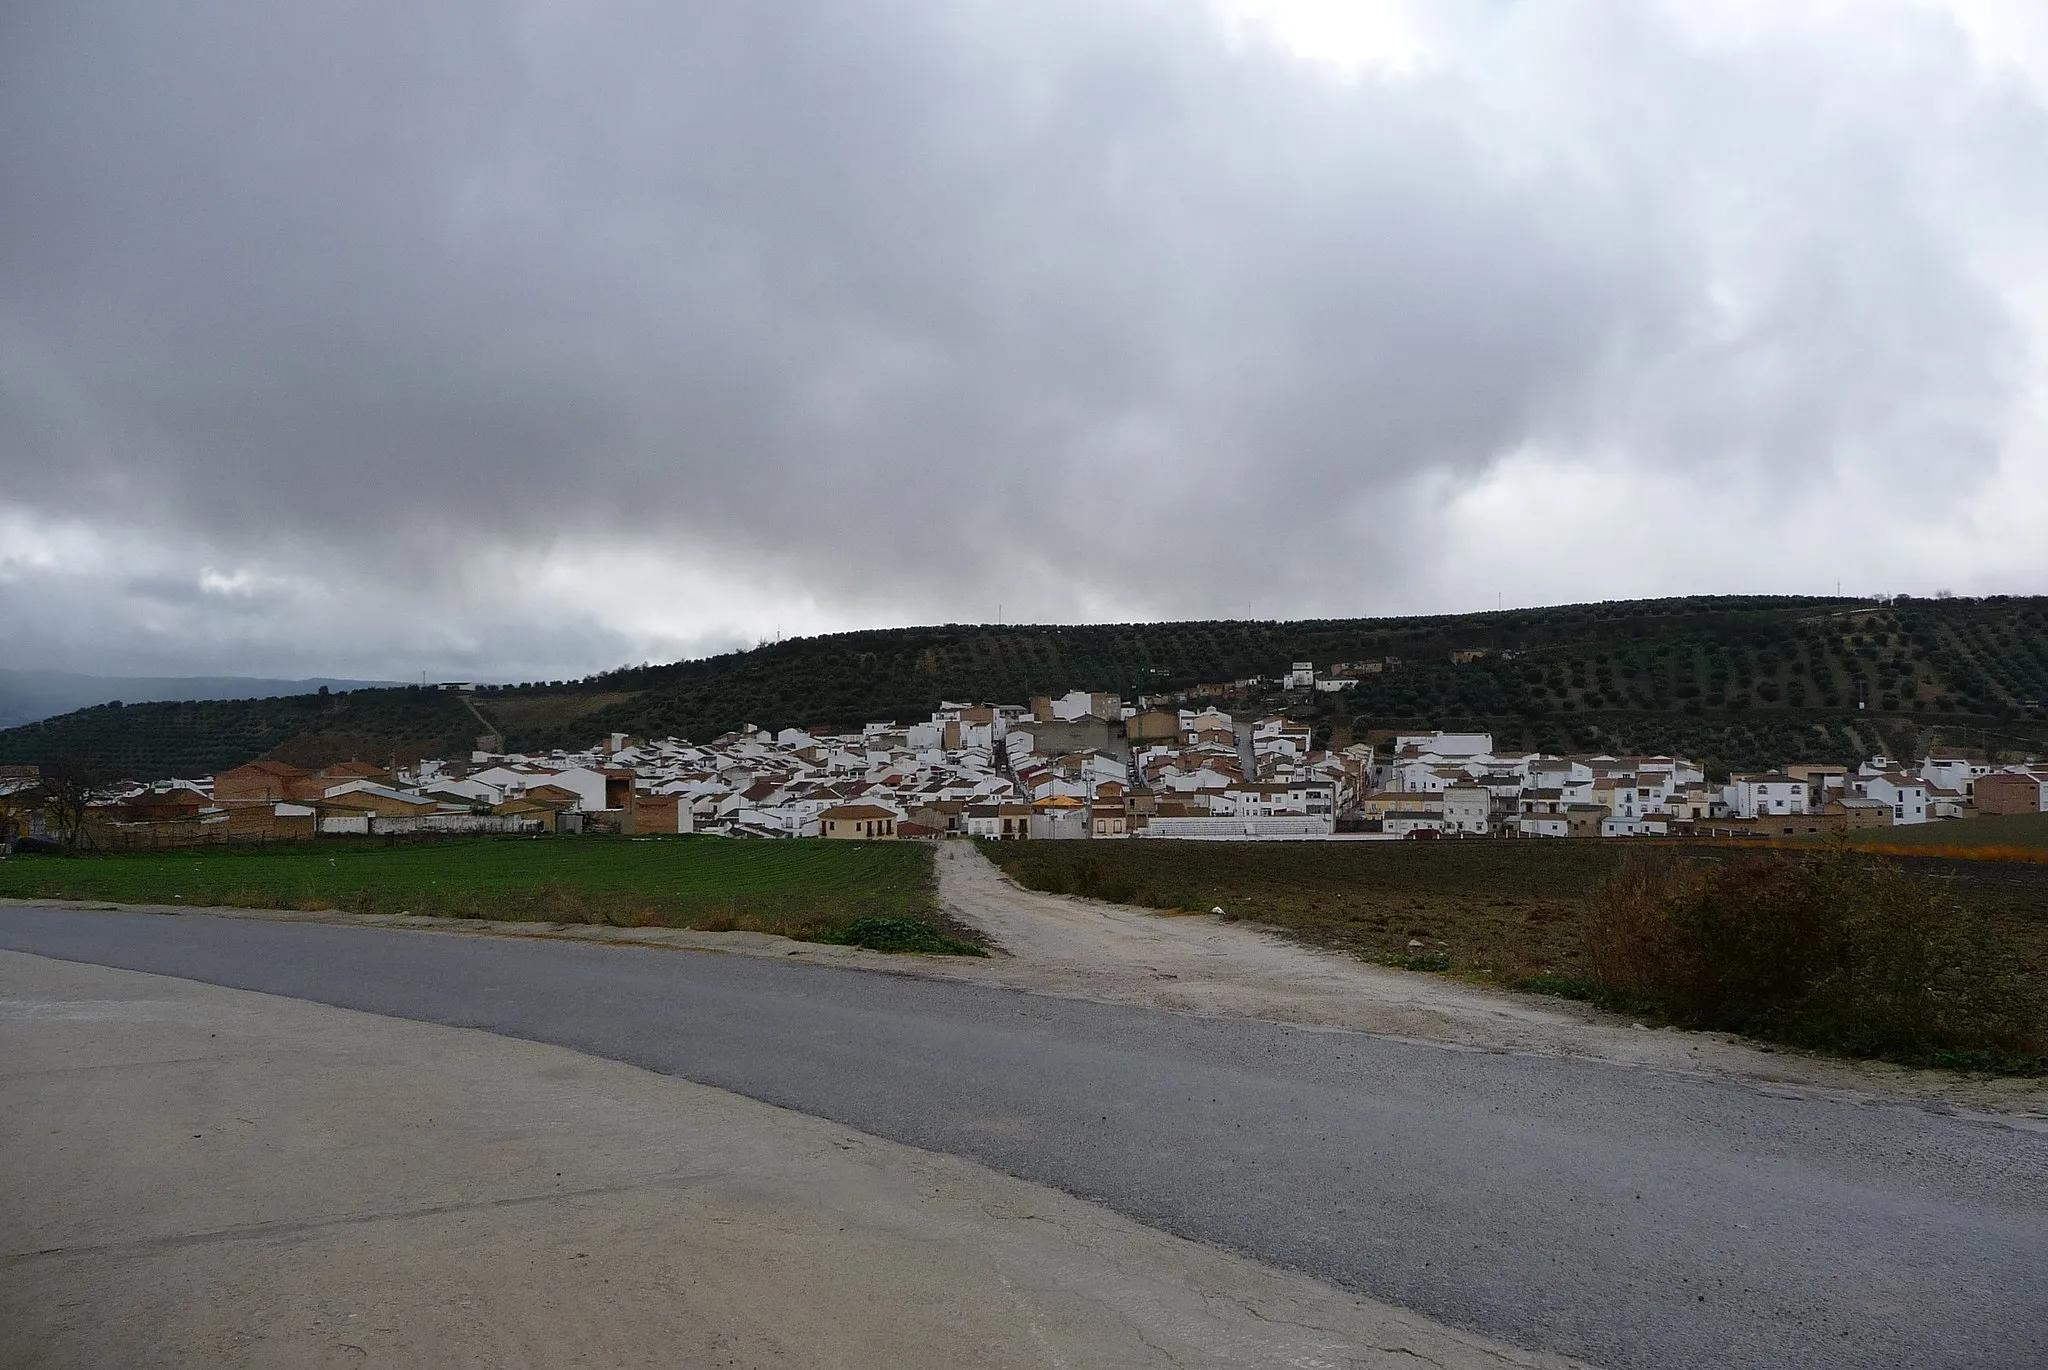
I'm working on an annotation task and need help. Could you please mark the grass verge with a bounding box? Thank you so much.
[0,835,985,955]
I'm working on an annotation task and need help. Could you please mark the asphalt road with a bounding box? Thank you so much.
[3,904,2043,1370]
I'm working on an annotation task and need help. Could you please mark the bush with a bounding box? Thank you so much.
[822,915,987,956]
[1067,854,1138,905]
[1588,846,2044,1071]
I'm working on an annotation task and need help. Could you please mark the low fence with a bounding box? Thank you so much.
[88,821,311,851]
[357,814,539,837]
[1138,815,1335,840]
[83,814,542,848]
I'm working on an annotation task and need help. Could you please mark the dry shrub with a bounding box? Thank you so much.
[1586,853,1702,994]
[1023,851,1140,905]
[1589,845,2044,1070]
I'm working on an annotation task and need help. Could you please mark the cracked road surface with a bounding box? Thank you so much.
[2,904,2045,1369]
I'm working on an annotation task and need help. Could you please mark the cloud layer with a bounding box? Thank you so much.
[3,0,2045,678]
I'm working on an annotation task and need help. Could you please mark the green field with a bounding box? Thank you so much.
[0,836,971,950]
[980,838,2048,995]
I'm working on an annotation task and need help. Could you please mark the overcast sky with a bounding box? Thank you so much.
[3,0,2046,682]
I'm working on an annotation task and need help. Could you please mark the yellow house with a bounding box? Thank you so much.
[1357,791,1441,821]
[819,803,897,839]
[494,797,564,833]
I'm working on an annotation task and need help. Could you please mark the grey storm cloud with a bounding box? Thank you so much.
[2,0,2045,678]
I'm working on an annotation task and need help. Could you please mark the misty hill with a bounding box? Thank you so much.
[0,670,406,730]
[4,595,2046,780]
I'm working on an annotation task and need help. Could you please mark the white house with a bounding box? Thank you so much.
[1726,774,1809,819]
[1394,732,1494,758]
[412,776,503,806]
[1252,716,1313,759]
[1918,754,1993,796]
[1291,780,1336,817]
[965,803,1032,839]
[1046,690,1118,722]
[1854,773,1930,825]
[1925,786,1971,820]
[1601,816,1669,838]
[468,763,612,812]
[1384,812,1447,837]
[1390,759,1462,793]
[1152,765,1235,794]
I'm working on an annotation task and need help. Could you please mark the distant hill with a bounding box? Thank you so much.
[0,671,407,729]
[3,594,2046,779]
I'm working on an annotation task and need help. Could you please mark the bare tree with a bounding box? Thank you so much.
[37,762,104,855]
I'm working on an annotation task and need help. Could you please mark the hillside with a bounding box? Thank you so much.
[5,594,2047,779]
[0,688,483,780]
[0,670,404,729]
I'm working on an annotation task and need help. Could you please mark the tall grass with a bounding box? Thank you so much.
[1588,845,2044,1072]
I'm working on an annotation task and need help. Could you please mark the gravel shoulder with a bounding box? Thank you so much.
[1,948,1583,1370]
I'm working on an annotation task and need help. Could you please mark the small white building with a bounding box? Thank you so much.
[1854,773,1930,825]
[1601,816,1669,838]
[1442,786,1492,835]
[1384,812,1448,838]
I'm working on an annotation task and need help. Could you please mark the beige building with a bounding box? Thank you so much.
[819,803,897,839]
[1825,797,1895,830]
[965,802,1032,839]
[1358,791,1442,821]
[315,787,436,822]
[1126,710,1180,742]
[1090,801,1128,838]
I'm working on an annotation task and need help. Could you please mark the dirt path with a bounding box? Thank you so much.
[922,843,2048,1119]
